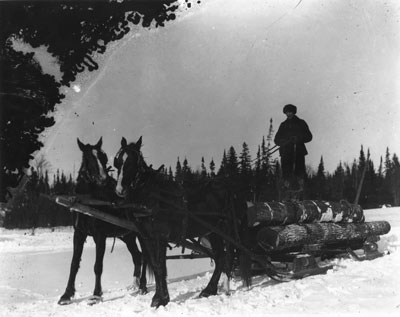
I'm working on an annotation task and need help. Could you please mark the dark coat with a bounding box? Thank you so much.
[274,115,312,156]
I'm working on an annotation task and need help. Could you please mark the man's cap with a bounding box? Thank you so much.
[283,104,297,114]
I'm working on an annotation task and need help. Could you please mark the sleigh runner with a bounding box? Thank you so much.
[49,193,391,280]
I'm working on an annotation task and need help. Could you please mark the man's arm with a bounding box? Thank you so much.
[302,121,312,143]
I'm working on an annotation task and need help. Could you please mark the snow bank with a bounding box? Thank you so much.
[1,208,399,316]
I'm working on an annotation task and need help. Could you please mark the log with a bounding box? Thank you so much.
[247,200,364,227]
[256,221,391,251]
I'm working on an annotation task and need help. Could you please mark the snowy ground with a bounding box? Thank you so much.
[1,207,399,317]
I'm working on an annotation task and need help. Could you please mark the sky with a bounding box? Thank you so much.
[34,0,400,177]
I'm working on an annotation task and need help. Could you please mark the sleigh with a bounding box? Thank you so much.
[48,193,391,281]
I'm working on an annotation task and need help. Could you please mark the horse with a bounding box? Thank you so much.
[58,137,148,305]
[113,136,250,307]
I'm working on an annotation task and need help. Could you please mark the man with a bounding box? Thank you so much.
[274,104,312,190]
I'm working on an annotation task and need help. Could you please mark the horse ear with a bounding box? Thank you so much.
[121,137,127,148]
[77,138,85,151]
[136,136,142,148]
[95,137,103,149]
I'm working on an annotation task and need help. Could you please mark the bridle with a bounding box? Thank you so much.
[78,148,109,186]
[115,145,147,192]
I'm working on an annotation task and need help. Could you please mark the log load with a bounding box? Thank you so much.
[247,200,364,227]
[256,221,391,251]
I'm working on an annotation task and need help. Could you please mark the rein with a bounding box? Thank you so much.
[149,191,289,281]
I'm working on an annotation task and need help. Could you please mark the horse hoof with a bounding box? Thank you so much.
[151,296,169,308]
[139,288,148,295]
[87,295,102,306]
[58,293,74,305]
[58,297,72,305]
[127,284,138,291]
[199,289,217,298]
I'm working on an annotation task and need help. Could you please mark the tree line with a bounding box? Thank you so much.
[168,142,400,210]
[3,144,399,228]
[3,117,399,229]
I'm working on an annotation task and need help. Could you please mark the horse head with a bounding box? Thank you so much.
[77,137,109,187]
[114,136,145,198]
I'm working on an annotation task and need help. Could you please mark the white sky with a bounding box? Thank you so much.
[37,0,400,176]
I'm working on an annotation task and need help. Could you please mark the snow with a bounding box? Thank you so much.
[1,208,399,317]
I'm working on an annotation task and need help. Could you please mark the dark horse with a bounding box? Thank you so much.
[58,137,147,305]
[114,136,250,307]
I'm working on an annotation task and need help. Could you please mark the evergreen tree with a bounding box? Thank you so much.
[391,154,400,205]
[361,149,378,208]
[266,118,274,149]
[200,157,207,179]
[168,167,174,181]
[384,147,392,173]
[239,142,252,176]
[44,170,50,194]
[175,157,182,183]
[226,146,239,177]
[315,156,326,199]
[217,150,228,177]
[382,148,394,205]
[330,161,345,201]
[209,158,216,178]
[261,136,268,170]
[254,145,262,178]
[182,157,193,183]
[358,145,366,174]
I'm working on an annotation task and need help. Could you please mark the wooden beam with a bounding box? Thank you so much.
[55,196,139,232]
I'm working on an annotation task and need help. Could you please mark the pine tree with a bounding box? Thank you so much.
[239,142,253,199]
[254,145,261,176]
[217,150,228,177]
[362,149,378,208]
[358,145,366,174]
[239,142,251,176]
[330,161,345,200]
[44,170,50,194]
[200,157,207,179]
[315,156,326,199]
[182,157,192,183]
[209,158,216,178]
[261,136,269,171]
[266,118,274,149]
[382,148,393,205]
[391,153,400,205]
[226,146,239,177]
[168,167,174,181]
[175,157,182,183]
[385,147,392,174]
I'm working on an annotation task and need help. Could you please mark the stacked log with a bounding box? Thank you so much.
[256,221,391,251]
[247,200,364,227]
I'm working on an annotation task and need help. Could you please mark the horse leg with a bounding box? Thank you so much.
[92,234,106,299]
[58,229,87,305]
[138,237,149,294]
[120,233,147,294]
[199,234,225,298]
[144,237,169,307]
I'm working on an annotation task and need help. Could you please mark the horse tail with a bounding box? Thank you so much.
[138,237,155,283]
[145,260,155,284]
